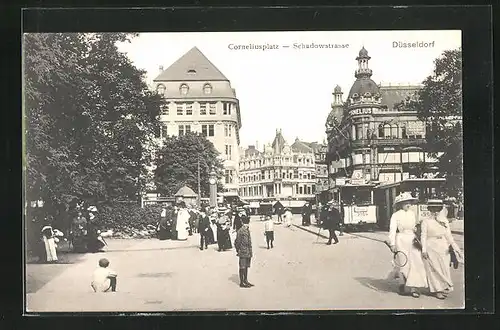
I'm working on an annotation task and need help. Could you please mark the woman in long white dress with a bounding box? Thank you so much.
[388,192,428,297]
[421,199,464,299]
[41,225,58,263]
[175,202,190,241]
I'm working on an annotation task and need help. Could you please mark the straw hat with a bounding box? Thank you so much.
[41,225,52,232]
[393,192,418,206]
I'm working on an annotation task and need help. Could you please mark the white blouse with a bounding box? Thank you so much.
[388,209,418,247]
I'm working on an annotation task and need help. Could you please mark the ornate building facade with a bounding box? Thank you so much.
[238,129,324,207]
[326,47,441,188]
[153,47,242,193]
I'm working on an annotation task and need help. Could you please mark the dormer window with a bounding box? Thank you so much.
[203,83,212,94]
[180,84,189,95]
[156,84,166,96]
[352,93,359,98]
[364,92,371,97]
[187,69,196,74]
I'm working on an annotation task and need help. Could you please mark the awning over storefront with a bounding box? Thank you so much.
[217,192,239,197]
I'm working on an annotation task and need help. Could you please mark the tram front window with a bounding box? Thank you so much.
[354,189,371,205]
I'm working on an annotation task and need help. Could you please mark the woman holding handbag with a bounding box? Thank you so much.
[421,199,464,300]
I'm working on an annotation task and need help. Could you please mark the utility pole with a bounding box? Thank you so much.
[197,155,201,206]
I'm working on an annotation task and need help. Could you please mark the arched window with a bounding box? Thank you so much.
[156,84,166,96]
[402,125,408,138]
[203,83,212,94]
[384,124,391,138]
[180,84,189,95]
[378,124,385,138]
[390,124,399,138]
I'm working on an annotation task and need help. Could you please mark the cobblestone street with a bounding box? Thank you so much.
[26,215,464,312]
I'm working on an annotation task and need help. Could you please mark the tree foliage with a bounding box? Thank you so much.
[396,48,463,196]
[24,33,162,220]
[154,133,225,197]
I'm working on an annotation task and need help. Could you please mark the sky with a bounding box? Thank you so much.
[118,30,461,149]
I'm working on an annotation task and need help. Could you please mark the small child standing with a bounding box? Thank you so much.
[264,217,274,249]
[91,258,118,293]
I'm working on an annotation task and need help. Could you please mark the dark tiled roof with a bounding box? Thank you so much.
[291,139,313,153]
[348,78,380,99]
[154,47,229,82]
[245,146,260,157]
[272,131,286,153]
[161,88,236,100]
[379,85,422,111]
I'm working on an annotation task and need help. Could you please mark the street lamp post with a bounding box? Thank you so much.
[209,167,217,207]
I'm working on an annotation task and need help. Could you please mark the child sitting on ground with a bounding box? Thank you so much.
[91,258,118,293]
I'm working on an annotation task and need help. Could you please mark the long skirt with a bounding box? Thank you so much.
[423,237,454,293]
[177,227,188,240]
[217,227,232,250]
[394,232,427,288]
[158,227,169,240]
[206,226,215,244]
[211,224,218,243]
[43,237,58,262]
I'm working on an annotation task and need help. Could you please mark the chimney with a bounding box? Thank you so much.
[159,65,164,73]
[256,140,259,150]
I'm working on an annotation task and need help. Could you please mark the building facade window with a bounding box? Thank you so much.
[200,103,207,115]
[180,84,189,95]
[178,124,191,136]
[225,145,232,160]
[177,104,184,115]
[185,103,193,115]
[203,83,212,94]
[156,84,166,96]
[201,124,215,137]
[209,103,216,115]
[223,103,232,115]
[225,170,234,184]
[160,104,169,116]
[224,124,232,137]
[161,125,168,138]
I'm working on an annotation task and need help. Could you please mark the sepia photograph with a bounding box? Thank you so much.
[23,29,464,312]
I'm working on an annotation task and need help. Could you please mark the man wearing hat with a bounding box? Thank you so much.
[234,215,254,288]
[323,201,341,245]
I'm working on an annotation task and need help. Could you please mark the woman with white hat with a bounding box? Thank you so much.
[421,199,464,299]
[41,224,59,263]
[388,192,428,297]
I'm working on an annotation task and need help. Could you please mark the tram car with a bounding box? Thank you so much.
[374,178,448,230]
[331,182,378,232]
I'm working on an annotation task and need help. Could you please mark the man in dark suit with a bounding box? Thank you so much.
[301,202,312,226]
[198,208,211,250]
[323,202,341,245]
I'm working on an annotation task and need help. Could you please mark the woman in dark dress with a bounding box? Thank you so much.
[157,207,171,240]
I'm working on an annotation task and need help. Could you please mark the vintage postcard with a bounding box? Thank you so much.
[24,30,464,312]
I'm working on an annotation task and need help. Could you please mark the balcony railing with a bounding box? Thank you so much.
[351,138,426,148]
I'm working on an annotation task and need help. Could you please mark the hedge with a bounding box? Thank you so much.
[98,203,164,238]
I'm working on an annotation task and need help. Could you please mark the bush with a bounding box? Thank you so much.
[98,203,163,239]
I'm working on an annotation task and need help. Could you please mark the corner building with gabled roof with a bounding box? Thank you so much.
[153,47,242,193]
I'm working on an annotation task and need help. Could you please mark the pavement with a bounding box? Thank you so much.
[26,215,464,312]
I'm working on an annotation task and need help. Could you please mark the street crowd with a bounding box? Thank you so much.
[28,192,465,297]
